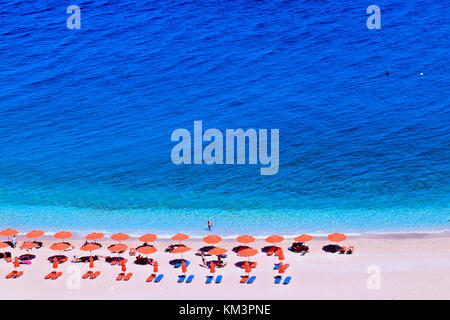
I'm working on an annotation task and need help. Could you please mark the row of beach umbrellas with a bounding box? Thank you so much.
[0,228,348,259]
[1,229,349,279]
[0,229,348,249]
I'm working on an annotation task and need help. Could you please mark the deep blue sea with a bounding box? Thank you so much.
[0,0,449,236]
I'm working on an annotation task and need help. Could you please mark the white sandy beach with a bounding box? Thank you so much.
[0,232,449,300]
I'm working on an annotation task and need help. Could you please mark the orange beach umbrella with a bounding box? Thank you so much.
[14,257,20,268]
[238,248,258,259]
[25,230,44,240]
[80,243,101,254]
[85,232,104,242]
[172,246,191,254]
[20,241,38,250]
[236,235,255,244]
[208,247,227,256]
[54,231,72,240]
[209,262,216,274]
[265,235,284,244]
[111,233,130,242]
[50,242,71,252]
[121,261,127,272]
[203,235,222,244]
[108,244,128,253]
[136,246,157,255]
[173,246,190,260]
[0,228,18,238]
[208,247,227,266]
[328,233,347,242]
[153,261,159,273]
[53,258,58,269]
[171,233,189,243]
[294,234,314,242]
[89,256,94,269]
[181,261,187,274]
[138,234,157,243]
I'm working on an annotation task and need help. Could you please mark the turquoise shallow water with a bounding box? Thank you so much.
[0,0,449,235]
[0,203,447,237]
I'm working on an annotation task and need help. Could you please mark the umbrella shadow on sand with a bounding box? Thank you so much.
[235,261,254,268]
[197,246,215,255]
[322,244,342,253]
[134,257,153,265]
[3,241,14,248]
[169,258,189,265]
[19,254,36,261]
[136,244,155,250]
[78,255,99,262]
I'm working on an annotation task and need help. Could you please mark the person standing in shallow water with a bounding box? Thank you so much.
[207,221,213,231]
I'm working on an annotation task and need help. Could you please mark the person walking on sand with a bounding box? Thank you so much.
[12,235,17,248]
[207,220,213,231]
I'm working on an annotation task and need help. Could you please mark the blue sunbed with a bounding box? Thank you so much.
[186,275,194,283]
[178,275,186,283]
[154,274,164,283]
[274,276,282,284]
[283,276,292,285]
[215,275,222,284]
[205,276,213,284]
[273,263,280,270]
[247,276,256,284]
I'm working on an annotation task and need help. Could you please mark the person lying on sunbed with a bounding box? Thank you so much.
[134,255,153,265]
[290,242,309,254]
[346,246,354,254]
[48,255,68,263]
[104,256,125,264]
[339,246,347,254]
